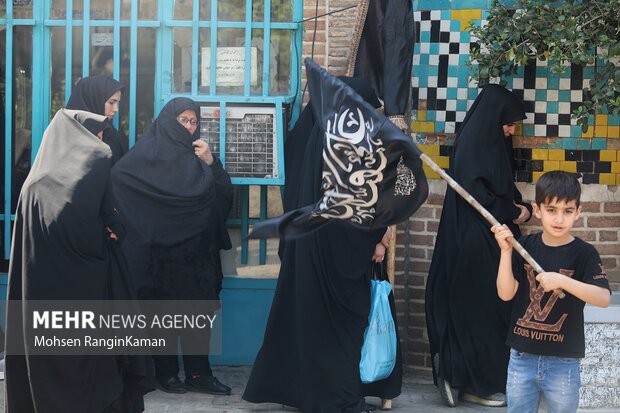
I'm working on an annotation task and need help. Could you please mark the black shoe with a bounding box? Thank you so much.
[185,374,232,395]
[434,354,458,407]
[156,376,187,394]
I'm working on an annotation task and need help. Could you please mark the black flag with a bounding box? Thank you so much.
[249,59,428,239]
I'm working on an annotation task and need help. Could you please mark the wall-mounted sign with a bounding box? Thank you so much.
[92,33,114,47]
[201,47,258,88]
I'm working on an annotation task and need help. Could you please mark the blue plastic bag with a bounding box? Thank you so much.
[359,279,397,383]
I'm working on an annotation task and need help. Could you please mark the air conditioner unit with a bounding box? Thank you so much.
[199,105,280,180]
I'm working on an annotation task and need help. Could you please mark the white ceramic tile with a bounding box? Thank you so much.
[524,89,536,101]
[535,78,548,89]
[559,125,571,137]
[535,101,547,112]
[546,90,559,101]
[559,102,571,113]
[547,113,559,125]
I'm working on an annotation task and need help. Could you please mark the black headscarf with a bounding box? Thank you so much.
[452,83,526,221]
[5,109,151,413]
[67,75,128,164]
[426,84,527,397]
[67,75,124,115]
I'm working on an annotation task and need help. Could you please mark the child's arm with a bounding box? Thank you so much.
[491,224,519,301]
[535,272,611,308]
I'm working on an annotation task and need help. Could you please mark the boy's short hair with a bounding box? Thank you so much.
[535,170,581,207]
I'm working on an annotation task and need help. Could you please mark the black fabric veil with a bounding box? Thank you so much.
[244,73,403,412]
[67,75,128,164]
[426,84,527,397]
[112,98,217,246]
[349,0,415,119]
[5,109,151,413]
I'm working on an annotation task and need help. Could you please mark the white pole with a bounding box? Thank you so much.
[420,153,565,299]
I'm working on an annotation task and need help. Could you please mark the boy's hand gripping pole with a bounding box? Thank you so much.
[419,153,565,299]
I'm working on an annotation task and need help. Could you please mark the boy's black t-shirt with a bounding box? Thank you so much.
[506,233,610,358]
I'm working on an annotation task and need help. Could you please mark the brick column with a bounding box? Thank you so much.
[302,0,360,86]
[302,0,328,88]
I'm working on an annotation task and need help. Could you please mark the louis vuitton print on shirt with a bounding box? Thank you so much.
[506,233,610,358]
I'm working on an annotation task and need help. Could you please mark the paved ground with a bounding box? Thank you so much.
[0,366,616,412]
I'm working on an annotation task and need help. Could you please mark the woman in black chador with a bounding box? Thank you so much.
[4,109,152,412]
[426,84,531,407]
[111,97,233,396]
[67,75,127,164]
[243,78,402,413]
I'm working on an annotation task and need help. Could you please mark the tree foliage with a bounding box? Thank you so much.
[467,0,620,131]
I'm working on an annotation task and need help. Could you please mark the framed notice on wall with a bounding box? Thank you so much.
[201,47,258,88]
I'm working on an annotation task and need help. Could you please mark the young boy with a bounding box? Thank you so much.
[491,170,611,413]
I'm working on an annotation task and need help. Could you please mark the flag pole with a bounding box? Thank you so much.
[419,153,565,299]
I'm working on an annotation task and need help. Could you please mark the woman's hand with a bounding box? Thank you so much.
[106,227,118,241]
[513,203,530,224]
[192,139,214,165]
[372,227,392,263]
[372,243,386,263]
[380,227,392,248]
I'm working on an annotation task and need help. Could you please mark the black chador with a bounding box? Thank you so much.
[111,98,233,386]
[4,109,152,413]
[426,84,530,398]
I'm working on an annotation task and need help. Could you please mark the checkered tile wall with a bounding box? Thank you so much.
[411,7,620,184]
